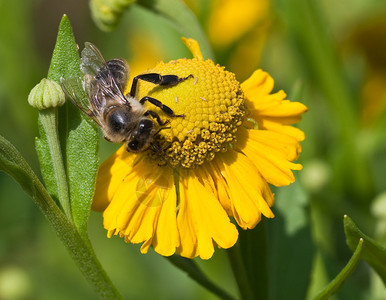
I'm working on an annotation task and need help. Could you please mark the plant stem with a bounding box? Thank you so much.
[166,255,236,300]
[0,135,122,299]
[227,244,255,300]
[39,108,72,219]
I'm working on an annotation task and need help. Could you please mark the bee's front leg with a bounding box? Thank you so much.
[143,110,170,126]
[140,96,185,118]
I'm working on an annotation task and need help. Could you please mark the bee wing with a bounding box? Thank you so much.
[60,76,103,126]
[81,42,129,106]
[80,42,106,76]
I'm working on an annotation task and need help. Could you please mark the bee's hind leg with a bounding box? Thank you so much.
[140,96,184,118]
[130,73,193,97]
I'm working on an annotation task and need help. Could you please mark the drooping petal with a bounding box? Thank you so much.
[93,146,135,211]
[177,170,238,259]
[150,190,180,256]
[213,150,274,230]
[101,157,179,256]
[237,128,303,187]
[196,164,233,216]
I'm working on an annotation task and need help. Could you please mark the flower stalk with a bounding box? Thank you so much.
[0,135,122,299]
[227,245,255,300]
[38,108,72,218]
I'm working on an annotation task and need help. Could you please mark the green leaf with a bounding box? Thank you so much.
[36,14,82,212]
[47,15,82,82]
[269,179,313,300]
[344,215,386,285]
[54,15,99,236]
[66,114,99,236]
[313,238,363,300]
[37,15,99,235]
[238,222,268,300]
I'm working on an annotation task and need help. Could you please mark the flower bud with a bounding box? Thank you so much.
[28,78,65,110]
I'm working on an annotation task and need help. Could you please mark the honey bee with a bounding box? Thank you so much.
[61,42,192,152]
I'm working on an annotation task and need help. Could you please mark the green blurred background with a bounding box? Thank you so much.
[1,0,386,299]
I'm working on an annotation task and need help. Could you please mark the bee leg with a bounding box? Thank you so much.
[151,141,172,153]
[140,96,185,118]
[144,110,170,126]
[130,73,193,97]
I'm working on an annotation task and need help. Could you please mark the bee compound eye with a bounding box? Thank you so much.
[108,109,129,133]
[127,139,140,152]
[138,119,154,133]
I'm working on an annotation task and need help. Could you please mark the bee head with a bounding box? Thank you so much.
[126,119,155,152]
[104,107,132,143]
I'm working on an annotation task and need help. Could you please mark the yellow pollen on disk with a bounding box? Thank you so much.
[134,41,245,168]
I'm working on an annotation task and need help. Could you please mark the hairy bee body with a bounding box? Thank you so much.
[61,42,192,152]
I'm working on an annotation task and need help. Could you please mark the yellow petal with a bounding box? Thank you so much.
[93,146,135,211]
[241,69,308,129]
[241,69,274,98]
[238,129,303,187]
[181,37,204,60]
[151,190,180,256]
[102,158,179,256]
[177,170,238,259]
[214,150,274,229]
[259,119,306,142]
[196,164,233,216]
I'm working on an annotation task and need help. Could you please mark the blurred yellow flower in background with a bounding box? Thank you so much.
[184,0,271,80]
[346,13,386,126]
[92,38,307,259]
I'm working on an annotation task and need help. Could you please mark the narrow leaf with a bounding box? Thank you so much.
[314,238,363,300]
[269,180,313,300]
[239,222,268,300]
[47,15,99,236]
[344,215,386,285]
[66,115,99,236]
[36,14,82,208]
[47,15,81,82]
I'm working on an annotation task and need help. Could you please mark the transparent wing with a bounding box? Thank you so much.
[80,42,106,76]
[81,42,129,106]
[60,76,103,126]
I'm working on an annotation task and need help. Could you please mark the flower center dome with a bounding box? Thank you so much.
[133,42,246,168]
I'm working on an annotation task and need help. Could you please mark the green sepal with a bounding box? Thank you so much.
[313,237,363,300]
[344,215,386,286]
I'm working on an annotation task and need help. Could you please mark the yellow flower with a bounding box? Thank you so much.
[92,38,307,259]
